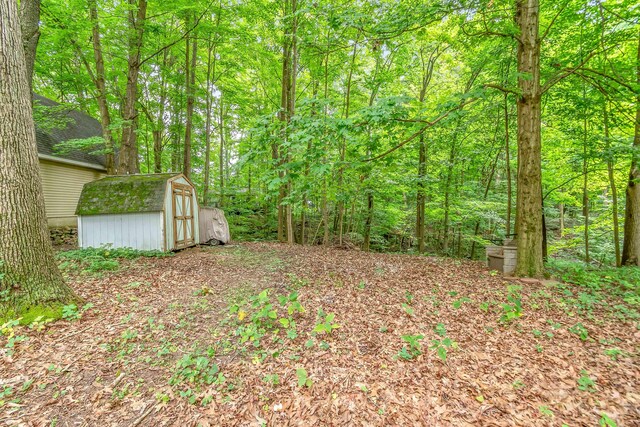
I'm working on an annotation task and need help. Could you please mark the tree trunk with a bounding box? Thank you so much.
[19,0,40,94]
[336,33,360,245]
[621,30,640,266]
[604,102,621,266]
[118,0,147,175]
[219,97,225,207]
[559,203,564,237]
[0,0,78,313]
[203,43,216,204]
[582,115,590,263]
[504,92,512,237]
[362,191,374,251]
[442,131,457,254]
[183,14,197,179]
[87,0,116,174]
[416,134,427,253]
[514,0,544,277]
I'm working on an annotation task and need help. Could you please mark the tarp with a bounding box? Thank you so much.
[199,207,231,244]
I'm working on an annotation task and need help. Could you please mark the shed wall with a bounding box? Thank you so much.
[78,212,164,251]
[39,159,105,227]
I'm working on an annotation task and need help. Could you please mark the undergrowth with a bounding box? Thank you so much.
[57,247,171,275]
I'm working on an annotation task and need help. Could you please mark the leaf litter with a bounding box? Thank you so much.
[1,242,638,426]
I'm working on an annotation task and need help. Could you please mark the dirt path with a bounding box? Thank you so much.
[1,243,638,426]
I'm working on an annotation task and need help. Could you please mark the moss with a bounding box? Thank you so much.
[76,173,179,216]
[0,303,65,325]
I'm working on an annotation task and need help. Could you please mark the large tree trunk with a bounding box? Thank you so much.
[88,0,116,174]
[0,0,78,313]
[19,0,40,93]
[118,0,147,175]
[621,31,640,266]
[514,0,544,277]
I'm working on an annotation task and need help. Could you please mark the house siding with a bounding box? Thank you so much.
[39,159,105,227]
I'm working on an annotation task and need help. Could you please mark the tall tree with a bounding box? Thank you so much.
[87,0,116,174]
[183,13,198,179]
[118,0,147,174]
[0,0,78,313]
[621,31,640,266]
[513,0,544,277]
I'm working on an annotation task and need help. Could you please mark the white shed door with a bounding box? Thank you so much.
[172,182,195,249]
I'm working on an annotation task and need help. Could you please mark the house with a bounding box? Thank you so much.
[35,94,107,227]
[76,173,200,251]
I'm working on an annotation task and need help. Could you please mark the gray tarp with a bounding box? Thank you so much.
[199,207,231,244]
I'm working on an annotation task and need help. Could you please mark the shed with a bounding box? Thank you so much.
[76,173,199,251]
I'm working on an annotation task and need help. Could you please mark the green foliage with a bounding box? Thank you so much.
[599,413,617,427]
[569,323,589,341]
[57,247,170,275]
[396,334,424,361]
[313,311,340,335]
[61,303,94,321]
[230,289,306,350]
[170,350,225,404]
[577,370,597,392]
[296,368,312,388]
[500,286,523,323]
[430,323,457,362]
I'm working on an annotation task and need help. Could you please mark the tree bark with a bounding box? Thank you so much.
[0,0,78,313]
[504,92,512,237]
[621,30,640,266]
[118,0,147,175]
[19,0,40,94]
[514,0,544,277]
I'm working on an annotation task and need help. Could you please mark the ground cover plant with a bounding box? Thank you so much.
[0,243,637,426]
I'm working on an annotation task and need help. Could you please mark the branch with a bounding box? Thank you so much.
[139,0,215,67]
[484,83,519,96]
[540,0,570,41]
[364,98,477,162]
[543,168,611,200]
[580,67,637,92]
[541,50,598,94]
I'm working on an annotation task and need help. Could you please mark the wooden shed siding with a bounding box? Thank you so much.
[164,176,199,250]
[78,212,164,251]
[39,159,105,225]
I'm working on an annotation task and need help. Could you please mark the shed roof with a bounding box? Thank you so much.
[76,173,181,216]
[34,94,107,169]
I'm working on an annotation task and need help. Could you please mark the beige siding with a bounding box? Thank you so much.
[39,159,105,227]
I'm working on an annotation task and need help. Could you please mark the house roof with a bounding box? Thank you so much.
[34,94,107,170]
[76,173,182,216]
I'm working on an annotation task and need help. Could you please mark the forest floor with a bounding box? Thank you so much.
[1,242,638,426]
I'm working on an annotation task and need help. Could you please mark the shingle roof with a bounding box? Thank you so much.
[76,173,181,216]
[34,94,106,169]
